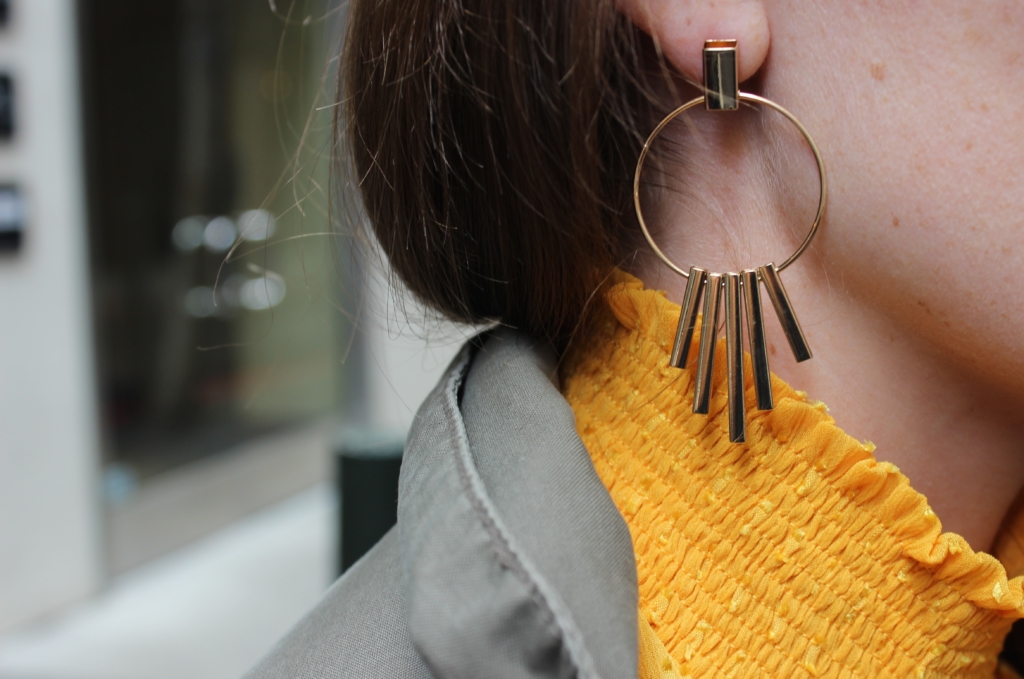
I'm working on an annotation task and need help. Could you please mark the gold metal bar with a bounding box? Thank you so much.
[703,39,739,111]
[693,273,722,414]
[742,269,773,410]
[725,274,745,442]
[670,267,707,368]
[759,263,813,362]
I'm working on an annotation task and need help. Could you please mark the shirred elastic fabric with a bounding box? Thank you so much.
[561,270,1024,679]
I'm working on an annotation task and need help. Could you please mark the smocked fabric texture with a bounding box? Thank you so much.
[244,330,639,679]
[560,270,1024,679]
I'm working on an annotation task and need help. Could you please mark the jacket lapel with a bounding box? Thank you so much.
[397,330,638,679]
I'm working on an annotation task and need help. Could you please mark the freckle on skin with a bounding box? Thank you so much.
[892,217,899,228]
[870,61,886,81]
[769,343,777,357]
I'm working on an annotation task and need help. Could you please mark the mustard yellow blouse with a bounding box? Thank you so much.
[560,271,1024,679]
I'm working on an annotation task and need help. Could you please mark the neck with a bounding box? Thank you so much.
[634,255,1024,552]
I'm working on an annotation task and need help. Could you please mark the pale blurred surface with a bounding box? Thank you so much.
[0,0,102,634]
[0,485,336,679]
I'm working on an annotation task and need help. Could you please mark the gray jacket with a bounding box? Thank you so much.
[245,330,639,678]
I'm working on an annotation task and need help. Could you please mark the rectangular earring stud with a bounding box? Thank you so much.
[703,39,739,111]
[725,274,745,442]
[693,273,722,414]
[742,269,774,410]
[759,263,813,362]
[670,267,708,368]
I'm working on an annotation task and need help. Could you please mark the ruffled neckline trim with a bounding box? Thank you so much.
[601,269,1024,618]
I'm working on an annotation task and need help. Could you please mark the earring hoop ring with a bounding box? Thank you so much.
[632,92,828,278]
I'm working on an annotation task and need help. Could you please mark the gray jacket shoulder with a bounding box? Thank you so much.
[244,331,637,679]
[244,528,431,679]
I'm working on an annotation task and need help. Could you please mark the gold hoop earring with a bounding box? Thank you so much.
[633,39,828,444]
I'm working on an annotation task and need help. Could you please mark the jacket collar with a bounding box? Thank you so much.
[396,329,638,679]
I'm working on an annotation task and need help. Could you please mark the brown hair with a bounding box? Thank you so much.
[340,0,660,347]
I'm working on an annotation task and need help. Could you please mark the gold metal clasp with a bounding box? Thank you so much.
[703,39,738,111]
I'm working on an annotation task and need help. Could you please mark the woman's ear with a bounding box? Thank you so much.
[616,0,770,84]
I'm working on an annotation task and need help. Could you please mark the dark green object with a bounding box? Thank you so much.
[335,428,405,575]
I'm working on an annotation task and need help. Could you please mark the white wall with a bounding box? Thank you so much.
[0,1,102,630]
[360,257,473,432]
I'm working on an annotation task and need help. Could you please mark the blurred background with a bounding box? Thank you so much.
[0,2,466,677]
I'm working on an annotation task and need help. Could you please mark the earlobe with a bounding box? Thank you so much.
[616,0,770,84]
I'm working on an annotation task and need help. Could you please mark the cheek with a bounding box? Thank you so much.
[798,9,1024,386]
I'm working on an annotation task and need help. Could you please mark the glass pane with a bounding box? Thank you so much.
[82,0,343,479]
